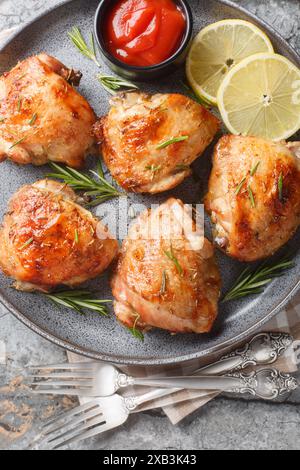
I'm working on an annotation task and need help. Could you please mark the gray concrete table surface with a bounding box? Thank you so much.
[0,0,300,451]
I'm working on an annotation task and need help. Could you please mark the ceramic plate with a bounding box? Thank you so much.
[0,0,299,365]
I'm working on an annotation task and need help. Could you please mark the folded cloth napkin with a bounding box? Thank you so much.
[1,27,299,425]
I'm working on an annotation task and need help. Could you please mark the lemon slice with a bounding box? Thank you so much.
[186,19,274,105]
[217,53,300,141]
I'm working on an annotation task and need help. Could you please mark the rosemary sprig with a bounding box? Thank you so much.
[97,74,138,95]
[68,26,139,95]
[68,27,101,67]
[223,257,294,302]
[278,172,284,202]
[46,161,121,206]
[45,290,111,316]
[127,314,144,341]
[164,245,183,276]
[157,136,189,150]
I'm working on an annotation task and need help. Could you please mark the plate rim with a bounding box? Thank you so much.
[0,0,299,366]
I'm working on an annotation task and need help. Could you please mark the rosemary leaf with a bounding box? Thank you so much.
[20,237,34,250]
[9,137,26,149]
[248,185,256,208]
[68,27,101,67]
[29,113,38,126]
[157,136,189,150]
[250,161,260,176]
[97,74,138,95]
[17,73,27,81]
[128,327,145,341]
[164,245,183,276]
[127,314,144,341]
[145,164,161,172]
[74,229,79,244]
[46,295,82,314]
[17,98,22,112]
[145,164,161,180]
[278,172,284,202]
[223,257,294,302]
[46,162,121,206]
[90,32,96,57]
[235,177,246,195]
[45,290,111,316]
[96,159,104,178]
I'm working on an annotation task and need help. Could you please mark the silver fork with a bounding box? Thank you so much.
[27,332,293,397]
[35,367,298,449]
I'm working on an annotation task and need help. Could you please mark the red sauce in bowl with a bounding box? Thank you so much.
[104,0,187,67]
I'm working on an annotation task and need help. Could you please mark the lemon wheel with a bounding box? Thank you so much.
[186,19,274,105]
[217,53,300,141]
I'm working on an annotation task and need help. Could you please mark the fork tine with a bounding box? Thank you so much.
[28,380,93,388]
[28,362,95,371]
[46,413,107,449]
[44,407,104,435]
[29,388,97,397]
[43,400,100,428]
[27,371,94,379]
[52,421,115,450]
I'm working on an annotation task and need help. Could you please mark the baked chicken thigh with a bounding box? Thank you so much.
[0,54,96,168]
[111,198,221,334]
[0,180,118,292]
[94,92,219,193]
[205,135,300,262]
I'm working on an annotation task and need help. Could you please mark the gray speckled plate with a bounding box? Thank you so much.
[0,0,299,366]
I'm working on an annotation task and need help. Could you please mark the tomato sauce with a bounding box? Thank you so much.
[104,0,187,67]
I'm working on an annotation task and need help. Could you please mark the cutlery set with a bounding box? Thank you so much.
[26,332,298,449]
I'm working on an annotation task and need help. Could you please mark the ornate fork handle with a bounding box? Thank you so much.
[226,368,298,400]
[123,368,299,411]
[199,332,293,375]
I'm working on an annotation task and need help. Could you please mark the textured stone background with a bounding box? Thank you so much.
[0,0,300,451]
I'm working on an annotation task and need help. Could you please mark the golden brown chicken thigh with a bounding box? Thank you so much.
[205,135,300,262]
[111,198,221,334]
[0,54,96,168]
[94,92,219,194]
[0,180,118,292]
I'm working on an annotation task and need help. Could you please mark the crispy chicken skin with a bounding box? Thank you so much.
[205,135,300,262]
[0,180,118,292]
[0,54,96,168]
[94,92,219,194]
[111,198,221,334]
